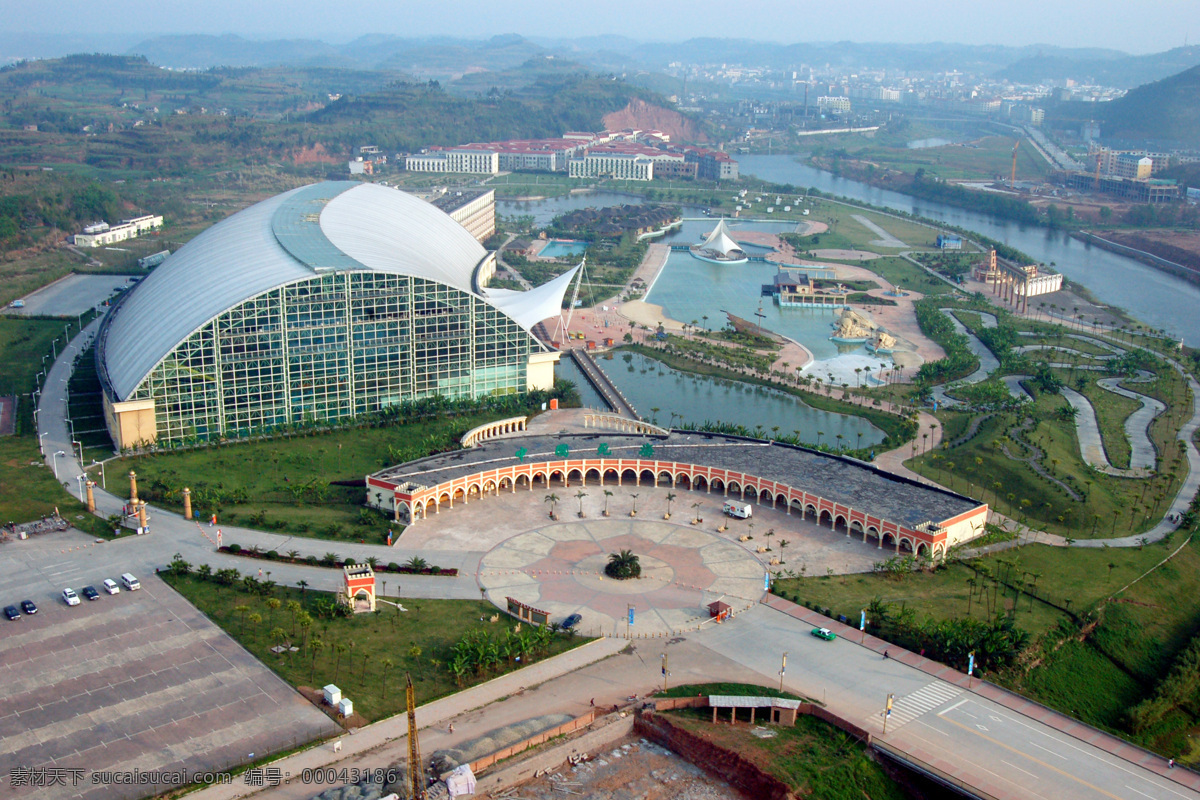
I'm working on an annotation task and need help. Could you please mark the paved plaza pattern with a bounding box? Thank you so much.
[479,519,766,637]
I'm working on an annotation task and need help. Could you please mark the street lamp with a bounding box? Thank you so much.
[93,459,106,489]
[75,474,85,501]
[38,432,47,455]
[53,450,65,481]
[72,440,83,463]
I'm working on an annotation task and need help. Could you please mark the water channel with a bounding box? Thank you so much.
[738,154,1200,345]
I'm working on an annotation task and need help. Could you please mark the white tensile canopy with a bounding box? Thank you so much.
[699,219,745,258]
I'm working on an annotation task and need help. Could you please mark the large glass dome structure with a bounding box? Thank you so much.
[97,182,574,448]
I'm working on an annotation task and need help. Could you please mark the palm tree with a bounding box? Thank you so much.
[664,492,677,519]
[234,604,250,635]
[630,493,640,516]
[575,490,588,517]
[286,599,302,635]
[778,539,790,564]
[333,642,348,682]
[297,579,309,597]
[309,637,324,683]
[380,657,395,700]
[605,549,641,580]
[691,501,702,524]
[544,493,559,519]
[650,407,661,424]
[266,597,282,627]
[765,528,775,551]
[603,489,613,516]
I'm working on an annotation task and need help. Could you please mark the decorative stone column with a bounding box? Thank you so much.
[129,471,138,503]
[182,487,192,520]
[85,480,95,513]
[138,500,148,530]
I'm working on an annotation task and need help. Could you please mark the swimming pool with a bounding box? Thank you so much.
[539,239,588,259]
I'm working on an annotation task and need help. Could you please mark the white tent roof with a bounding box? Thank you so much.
[484,266,580,331]
[699,219,745,257]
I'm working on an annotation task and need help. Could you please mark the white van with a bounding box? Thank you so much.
[120,573,140,591]
[102,578,120,595]
[722,500,752,519]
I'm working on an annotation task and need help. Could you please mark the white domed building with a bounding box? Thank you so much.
[97,182,574,448]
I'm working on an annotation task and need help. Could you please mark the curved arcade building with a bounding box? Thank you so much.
[367,420,989,559]
[97,182,575,448]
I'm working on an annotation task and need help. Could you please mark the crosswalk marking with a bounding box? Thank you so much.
[874,682,963,731]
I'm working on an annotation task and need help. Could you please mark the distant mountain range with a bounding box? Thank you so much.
[4,32,1196,91]
[996,45,1200,89]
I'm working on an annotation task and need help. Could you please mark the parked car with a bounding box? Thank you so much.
[102,579,120,595]
[3,605,19,621]
[810,627,837,641]
[62,588,80,606]
[20,599,37,614]
[82,585,100,601]
[561,613,582,630]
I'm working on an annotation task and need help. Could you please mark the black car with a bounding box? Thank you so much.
[3,605,19,621]
[20,600,36,615]
[561,613,582,630]
[82,585,100,601]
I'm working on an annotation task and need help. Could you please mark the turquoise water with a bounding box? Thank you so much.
[648,251,845,360]
[539,239,588,259]
[592,351,885,448]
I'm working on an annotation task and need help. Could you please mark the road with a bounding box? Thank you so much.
[26,318,1200,800]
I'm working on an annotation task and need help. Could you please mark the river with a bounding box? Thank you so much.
[737,154,1200,345]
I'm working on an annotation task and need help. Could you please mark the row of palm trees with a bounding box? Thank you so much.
[543,490,683,519]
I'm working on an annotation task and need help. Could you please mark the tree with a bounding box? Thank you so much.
[605,549,641,580]
[380,657,395,700]
[286,599,302,635]
[544,493,559,519]
[603,489,613,516]
[765,528,775,551]
[266,597,282,627]
[234,604,250,635]
[297,579,308,596]
[630,493,640,516]
[575,490,588,517]
[333,642,348,682]
[778,539,790,564]
[664,492,677,519]
[309,637,324,683]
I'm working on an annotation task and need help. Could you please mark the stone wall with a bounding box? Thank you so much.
[634,712,797,800]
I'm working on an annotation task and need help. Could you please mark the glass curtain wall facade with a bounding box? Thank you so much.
[129,271,534,445]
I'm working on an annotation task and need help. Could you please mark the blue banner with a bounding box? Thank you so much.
[628,607,635,625]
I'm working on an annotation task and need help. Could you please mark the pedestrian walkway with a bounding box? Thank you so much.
[877,681,962,731]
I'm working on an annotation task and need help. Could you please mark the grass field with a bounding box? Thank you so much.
[813,129,1052,184]
[108,409,523,544]
[163,571,587,723]
[660,684,905,800]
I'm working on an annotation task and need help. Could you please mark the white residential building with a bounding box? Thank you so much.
[568,153,654,181]
[73,214,163,247]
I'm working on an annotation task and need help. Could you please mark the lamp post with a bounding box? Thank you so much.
[779,651,788,692]
[53,450,65,481]
[72,440,83,464]
[38,432,47,456]
[75,474,85,501]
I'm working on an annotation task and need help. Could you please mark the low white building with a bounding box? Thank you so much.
[73,214,163,247]
[568,153,654,181]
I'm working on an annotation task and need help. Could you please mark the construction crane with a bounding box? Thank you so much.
[1010,139,1020,188]
[406,673,424,800]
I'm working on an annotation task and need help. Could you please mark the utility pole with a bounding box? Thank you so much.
[882,693,895,734]
[661,653,669,692]
[778,651,788,692]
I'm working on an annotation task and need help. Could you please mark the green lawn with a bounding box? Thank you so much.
[108,409,525,544]
[163,571,588,723]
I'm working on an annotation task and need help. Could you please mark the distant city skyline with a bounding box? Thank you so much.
[10,0,1200,55]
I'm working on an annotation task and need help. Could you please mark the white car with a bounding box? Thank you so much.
[62,588,81,606]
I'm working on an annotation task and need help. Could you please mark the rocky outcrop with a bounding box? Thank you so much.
[602,99,706,142]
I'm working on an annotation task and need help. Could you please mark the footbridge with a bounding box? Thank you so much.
[568,349,639,418]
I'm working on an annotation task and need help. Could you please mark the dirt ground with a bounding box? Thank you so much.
[1092,229,1200,273]
[485,736,748,800]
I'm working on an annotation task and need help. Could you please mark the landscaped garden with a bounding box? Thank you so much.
[163,555,588,723]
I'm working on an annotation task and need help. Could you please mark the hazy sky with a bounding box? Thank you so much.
[10,0,1200,54]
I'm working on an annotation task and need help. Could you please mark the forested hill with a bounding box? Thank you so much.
[306,71,672,151]
[996,45,1200,89]
[1098,64,1200,149]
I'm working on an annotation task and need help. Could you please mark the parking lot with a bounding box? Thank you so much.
[4,274,133,318]
[0,532,340,800]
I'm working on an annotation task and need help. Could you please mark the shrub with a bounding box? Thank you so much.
[305,555,319,566]
[344,557,357,567]
[387,562,402,572]
[266,550,279,560]
[228,543,242,554]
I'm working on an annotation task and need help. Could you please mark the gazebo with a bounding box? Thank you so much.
[342,564,376,613]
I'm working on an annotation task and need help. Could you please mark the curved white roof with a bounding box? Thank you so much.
[102,182,559,401]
